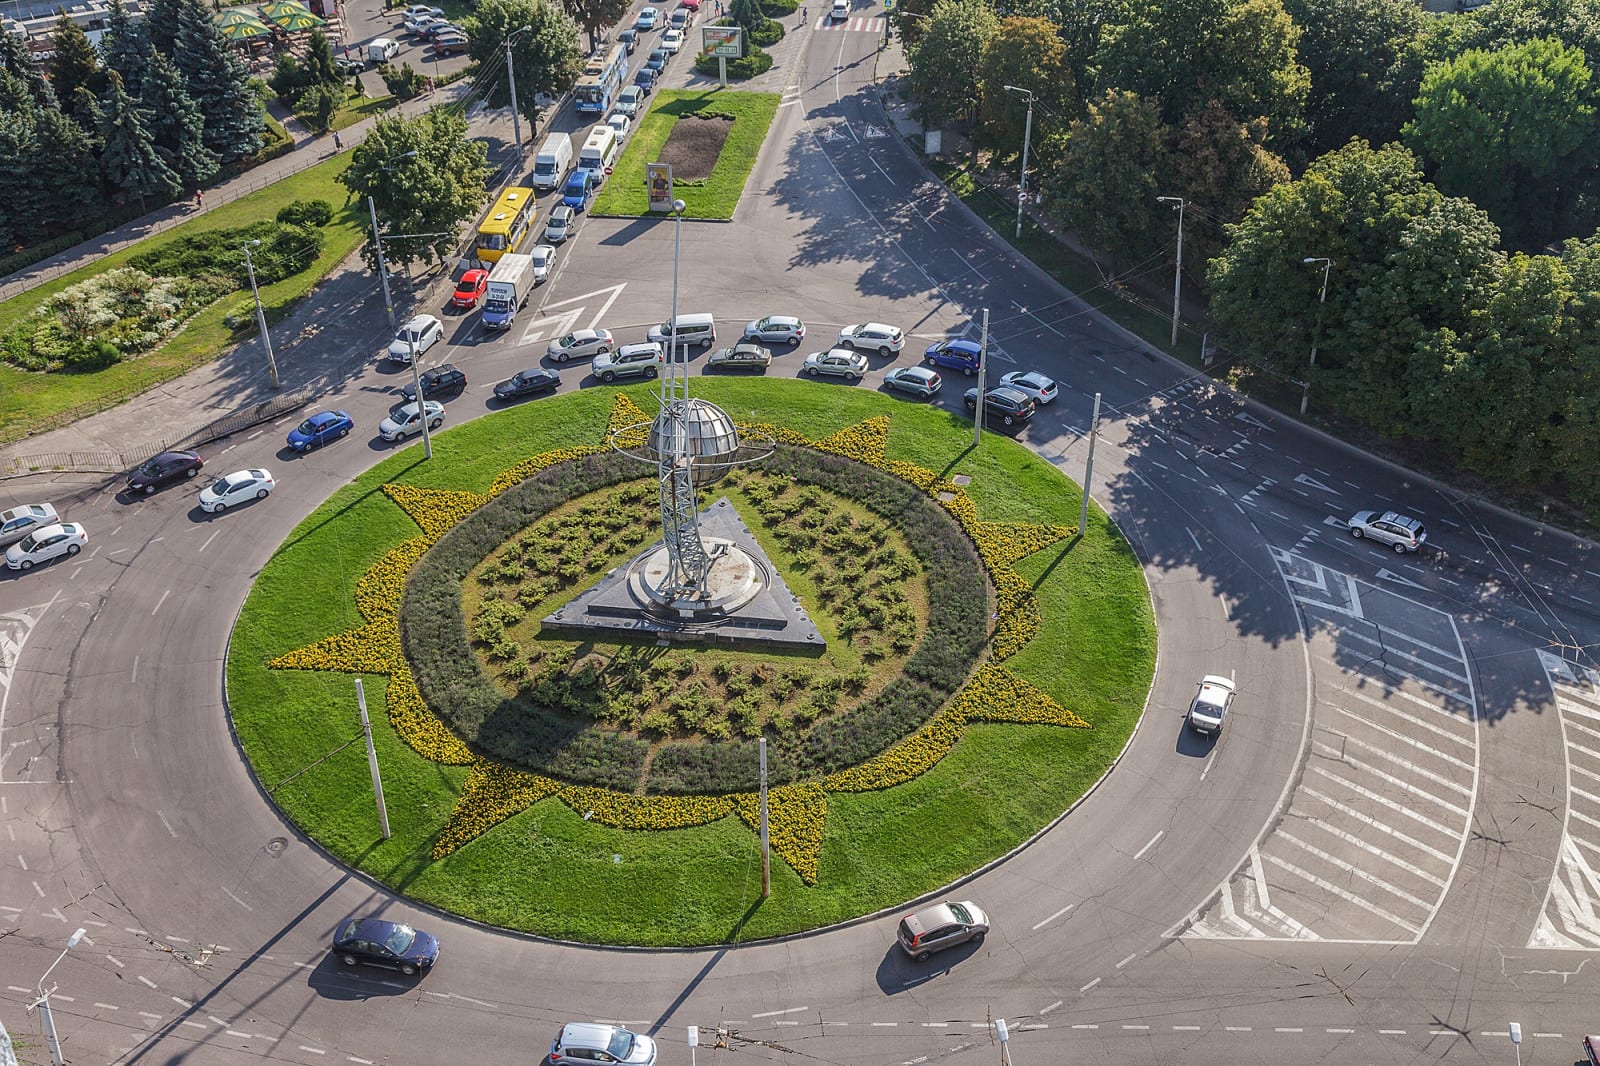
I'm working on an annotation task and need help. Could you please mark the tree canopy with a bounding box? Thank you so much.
[905,0,998,128]
[976,17,1076,148]
[466,0,584,149]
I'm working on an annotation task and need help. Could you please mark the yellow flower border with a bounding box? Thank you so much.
[271,395,1086,885]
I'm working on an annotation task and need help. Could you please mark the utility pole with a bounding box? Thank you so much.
[30,927,86,1066]
[1303,256,1332,368]
[759,736,770,898]
[973,308,989,450]
[505,25,532,163]
[1156,196,1185,349]
[369,194,397,331]
[1003,86,1034,239]
[1080,392,1100,534]
[355,679,391,839]
[241,239,281,389]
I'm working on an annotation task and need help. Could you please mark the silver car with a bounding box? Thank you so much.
[743,314,806,347]
[802,348,869,380]
[838,321,904,355]
[1347,510,1427,553]
[551,1022,657,1065]
[591,341,664,382]
[386,314,444,364]
[0,502,59,547]
[896,900,989,960]
[378,400,445,441]
[546,328,614,363]
[884,365,942,397]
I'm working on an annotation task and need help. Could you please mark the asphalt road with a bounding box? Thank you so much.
[4,3,1600,1064]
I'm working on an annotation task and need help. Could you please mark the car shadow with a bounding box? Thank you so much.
[1175,722,1219,758]
[873,940,984,996]
[306,955,427,1001]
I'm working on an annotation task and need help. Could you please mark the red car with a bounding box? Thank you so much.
[452,268,488,308]
[680,0,700,9]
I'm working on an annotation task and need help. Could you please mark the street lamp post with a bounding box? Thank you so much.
[1303,256,1332,368]
[669,197,686,374]
[241,239,281,389]
[994,1017,1014,1066]
[31,927,87,1066]
[1156,196,1185,349]
[505,25,533,163]
[1003,85,1034,239]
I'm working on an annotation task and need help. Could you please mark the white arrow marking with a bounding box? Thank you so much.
[1295,473,1341,495]
[1376,568,1427,590]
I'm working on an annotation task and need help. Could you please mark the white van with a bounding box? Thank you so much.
[531,132,574,192]
[368,37,400,64]
[577,125,620,178]
[648,312,716,351]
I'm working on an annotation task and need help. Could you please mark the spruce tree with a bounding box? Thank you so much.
[0,22,59,109]
[304,29,340,86]
[49,13,100,110]
[140,53,217,187]
[99,70,182,208]
[143,0,186,57]
[0,73,48,245]
[173,0,264,162]
[71,85,104,152]
[101,0,150,99]
[35,103,102,227]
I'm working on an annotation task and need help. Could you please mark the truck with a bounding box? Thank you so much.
[531,132,574,192]
[481,253,535,331]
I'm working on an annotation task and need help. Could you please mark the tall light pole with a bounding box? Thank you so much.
[1303,256,1332,368]
[31,927,86,1066]
[1003,85,1034,239]
[667,197,686,379]
[1156,196,1185,349]
[505,25,532,163]
[240,239,281,389]
[994,1017,1014,1066]
[972,307,989,450]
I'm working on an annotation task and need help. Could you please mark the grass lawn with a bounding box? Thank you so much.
[329,91,398,133]
[0,155,363,447]
[591,89,780,219]
[226,380,1155,945]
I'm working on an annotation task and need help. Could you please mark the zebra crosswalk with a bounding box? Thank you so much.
[1530,651,1600,949]
[813,14,885,31]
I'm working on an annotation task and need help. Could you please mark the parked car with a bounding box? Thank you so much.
[420,19,462,38]
[530,243,556,285]
[999,370,1058,404]
[546,328,614,362]
[0,502,59,547]
[378,400,445,442]
[1347,510,1427,553]
[550,1023,656,1066]
[4,522,87,571]
[402,13,439,35]
[963,385,1035,426]
[661,27,684,52]
[544,204,576,243]
[618,27,638,53]
[286,410,354,452]
[592,341,665,382]
[743,315,805,347]
[924,338,981,374]
[636,6,660,28]
[1186,674,1235,734]
[387,314,444,364]
[644,48,667,73]
[802,348,869,380]
[451,268,488,308]
[199,468,276,513]
[331,917,439,976]
[884,365,943,398]
[432,31,468,55]
[838,321,904,355]
[402,4,444,19]
[127,450,203,495]
[896,900,989,961]
[398,363,468,403]
[616,84,645,116]
[707,342,771,370]
[493,367,561,402]
[333,56,364,77]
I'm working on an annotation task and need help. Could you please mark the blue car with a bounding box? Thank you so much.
[634,67,657,91]
[923,339,982,375]
[286,409,354,451]
[561,170,596,211]
[645,48,667,73]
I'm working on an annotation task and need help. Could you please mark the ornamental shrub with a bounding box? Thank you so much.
[275,199,334,227]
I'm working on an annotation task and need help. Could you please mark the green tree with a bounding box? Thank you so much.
[142,0,185,56]
[99,69,182,208]
[1281,0,1424,159]
[1042,90,1171,272]
[303,29,341,86]
[0,21,58,108]
[1167,101,1290,281]
[976,17,1075,148]
[101,0,150,99]
[49,13,100,110]
[465,0,583,152]
[565,0,630,53]
[338,109,491,270]
[0,72,55,245]
[1403,37,1599,249]
[294,83,342,133]
[71,85,104,154]
[140,52,217,188]
[1096,0,1309,143]
[173,0,264,162]
[905,0,999,129]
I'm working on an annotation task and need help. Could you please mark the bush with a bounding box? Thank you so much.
[750,19,784,46]
[275,199,334,228]
[269,54,310,106]
[378,61,427,101]
[693,46,774,79]
[293,83,341,133]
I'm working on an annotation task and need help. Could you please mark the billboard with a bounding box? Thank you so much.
[647,163,674,212]
[701,25,742,57]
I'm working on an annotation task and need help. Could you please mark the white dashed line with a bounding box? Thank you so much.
[751,1006,808,1018]
[1032,903,1074,930]
[1079,977,1101,992]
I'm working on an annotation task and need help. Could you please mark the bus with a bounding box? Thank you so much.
[475,186,537,265]
[574,43,629,115]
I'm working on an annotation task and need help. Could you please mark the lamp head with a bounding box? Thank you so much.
[245,239,262,248]
[673,199,686,214]
[66,928,86,949]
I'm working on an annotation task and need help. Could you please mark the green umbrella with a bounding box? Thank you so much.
[259,0,325,30]
[215,9,273,38]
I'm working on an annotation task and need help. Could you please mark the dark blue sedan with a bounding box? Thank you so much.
[923,339,982,375]
[493,367,561,402]
[331,917,439,976]
[286,410,354,452]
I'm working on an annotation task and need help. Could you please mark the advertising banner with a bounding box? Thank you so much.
[701,24,742,57]
[647,163,674,212]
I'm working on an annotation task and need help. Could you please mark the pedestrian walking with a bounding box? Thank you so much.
[333,131,343,150]
[194,189,203,210]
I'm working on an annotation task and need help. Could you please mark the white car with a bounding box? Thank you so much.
[5,522,87,570]
[530,243,555,284]
[615,85,644,116]
[802,348,869,381]
[199,468,276,512]
[830,0,849,18]
[837,322,904,355]
[0,502,59,547]
[606,112,632,138]
[661,27,684,53]
[1186,675,1235,734]
[551,1022,657,1066]
[545,204,576,243]
[743,315,805,347]
[546,328,614,362]
[402,4,444,18]
[387,314,444,364]
[402,13,439,34]
[636,6,660,28]
[999,370,1059,404]
[378,400,445,441]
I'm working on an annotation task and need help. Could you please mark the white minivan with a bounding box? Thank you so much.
[531,131,574,192]
[577,124,620,177]
[648,312,716,351]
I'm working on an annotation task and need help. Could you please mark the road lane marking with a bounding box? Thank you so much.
[1079,977,1101,992]
[1032,903,1074,930]
[752,1007,808,1017]
[1133,830,1163,860]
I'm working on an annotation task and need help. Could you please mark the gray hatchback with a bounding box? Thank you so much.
[1347,509,1427,553]
[897,900,989,960]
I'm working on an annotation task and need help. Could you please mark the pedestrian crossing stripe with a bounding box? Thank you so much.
[815,15,885,30]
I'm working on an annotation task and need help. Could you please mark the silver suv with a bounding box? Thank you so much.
[592,341,664,382]
[1347,510,1427,554]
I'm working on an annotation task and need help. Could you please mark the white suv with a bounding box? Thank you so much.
[592,341,665,382]
[1347,510,1427,554]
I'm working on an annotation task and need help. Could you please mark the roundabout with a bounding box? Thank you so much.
[227,382,1154,945]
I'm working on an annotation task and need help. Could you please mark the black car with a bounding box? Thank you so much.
[126,450,204,495]
[618,27,638,53]
[493,367,561,402]
[962,385,1036,426]
[331,917,439,976]
[399,364,468,403]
